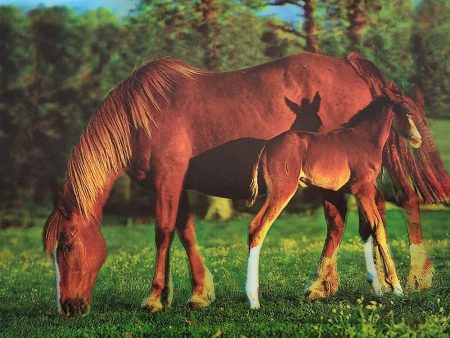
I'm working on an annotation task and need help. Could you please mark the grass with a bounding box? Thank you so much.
[428,119,450,171]
[0,209,449,337]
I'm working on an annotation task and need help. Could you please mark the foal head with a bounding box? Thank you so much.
[43,192,107,316]
[384,82,422,148]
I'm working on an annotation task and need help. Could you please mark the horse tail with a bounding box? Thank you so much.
[247,145,266,207]
[407,104,450,202]
[346,51,450,204]
[65,58,202,219]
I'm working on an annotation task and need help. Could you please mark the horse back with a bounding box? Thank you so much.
[153,53,372,157]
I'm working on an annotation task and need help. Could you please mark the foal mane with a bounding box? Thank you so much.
[63,58,202,220]
[338,96,392,130]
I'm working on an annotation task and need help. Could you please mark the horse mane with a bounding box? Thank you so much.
[338,96,391,130]
[43,210,64,255]
[63,58,203,219]
[346,52,450,203]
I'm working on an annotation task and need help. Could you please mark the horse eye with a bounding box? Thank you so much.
[64,243,74,253]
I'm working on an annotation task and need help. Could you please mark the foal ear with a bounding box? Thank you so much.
[387,81,402,96]
[55,192,73,219]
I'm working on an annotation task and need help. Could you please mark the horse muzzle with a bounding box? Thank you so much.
[60,298,90,317]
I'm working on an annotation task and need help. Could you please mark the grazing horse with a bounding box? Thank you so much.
[43,52,449,316]
[244,86,421,308]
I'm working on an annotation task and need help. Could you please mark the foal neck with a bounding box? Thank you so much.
[349,99,394,150]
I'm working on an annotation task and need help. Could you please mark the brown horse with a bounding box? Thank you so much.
[244,85,421,308]
[43,52,449,316]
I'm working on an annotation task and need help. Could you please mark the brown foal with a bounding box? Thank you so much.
[244,84,422,308]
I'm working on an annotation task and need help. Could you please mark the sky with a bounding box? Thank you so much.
[0,0,301,21]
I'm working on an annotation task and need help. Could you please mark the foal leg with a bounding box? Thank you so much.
[355,185,403,295]
[401,191,434,291]
[358,189,389,295]
[305,190,346,300]
[142,165,187,313]
[245,179,298,309]
[176,191,215,309]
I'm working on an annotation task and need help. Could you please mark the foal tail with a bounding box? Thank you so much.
[247,145,266,207]
[346,52,450,203]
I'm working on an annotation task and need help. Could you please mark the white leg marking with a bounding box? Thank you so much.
[245,244,261,309]
[53,249,62,312]
[363,237,383,296]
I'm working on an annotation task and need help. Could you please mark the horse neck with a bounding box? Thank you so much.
[64,170,123,223]
[355,106,394,150]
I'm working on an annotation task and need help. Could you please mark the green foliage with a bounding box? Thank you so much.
[0,1,448,210]
[412,0,450,117]
[0,210,449,336]
[361,0,415,90]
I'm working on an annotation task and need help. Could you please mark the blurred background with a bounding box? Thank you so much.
[0,0,448,228]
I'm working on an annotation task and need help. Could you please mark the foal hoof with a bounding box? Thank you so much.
[393,285,404,296]
[246,291,261,310]
[188,269,215,309]
[142,298,164,313]
[304,277,338,300]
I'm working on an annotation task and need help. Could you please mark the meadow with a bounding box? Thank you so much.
[0,119,449,337]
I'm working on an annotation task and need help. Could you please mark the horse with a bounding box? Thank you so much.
[244,85,421,308]
[43,52,449,316]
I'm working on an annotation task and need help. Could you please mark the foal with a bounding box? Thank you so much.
[245,85,422,309]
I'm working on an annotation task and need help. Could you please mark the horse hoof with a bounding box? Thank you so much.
[188,269,215,309]
[304,288,324,300]
[142,298,164,313]
[407,260,434,291]
[188,287,215,309]
[304,278,338,300]
[249,300,260,310]
[393,285,404,296]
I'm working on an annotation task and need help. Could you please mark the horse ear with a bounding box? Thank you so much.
[387,81,402,95]
[382,86,395,100]
[55,192,73,219]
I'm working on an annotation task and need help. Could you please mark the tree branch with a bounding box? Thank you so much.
[267,21,306,39]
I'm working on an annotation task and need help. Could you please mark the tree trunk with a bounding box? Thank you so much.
[200,0,234,220]
[303,0,320,53]
[346,0,367,51]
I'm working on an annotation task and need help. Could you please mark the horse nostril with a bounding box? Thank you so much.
[61,298,87,316]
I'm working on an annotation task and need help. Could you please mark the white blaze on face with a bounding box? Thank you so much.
[407,117,422,148]
[53,248,62,312]
[363,237,383,296]
[245,244,261,309]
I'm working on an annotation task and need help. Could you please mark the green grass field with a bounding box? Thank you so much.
[0,210,449,337]
[1,119,449,337]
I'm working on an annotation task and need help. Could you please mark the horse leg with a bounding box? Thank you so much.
[401,191,434,291]
[305,190,346,300]
[176,191,215,309]
[142,164,188,313]
[245,179,298,309]
[358,190,389,295]
[355,185,403,295]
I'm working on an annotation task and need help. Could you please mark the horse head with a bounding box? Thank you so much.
[43,192,107,316]
[384,82,422,148]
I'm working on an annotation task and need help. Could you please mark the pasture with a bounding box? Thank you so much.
[1,118,449,337]
[0,209,449,337]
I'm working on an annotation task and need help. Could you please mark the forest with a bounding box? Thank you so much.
[0,0,448,219]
